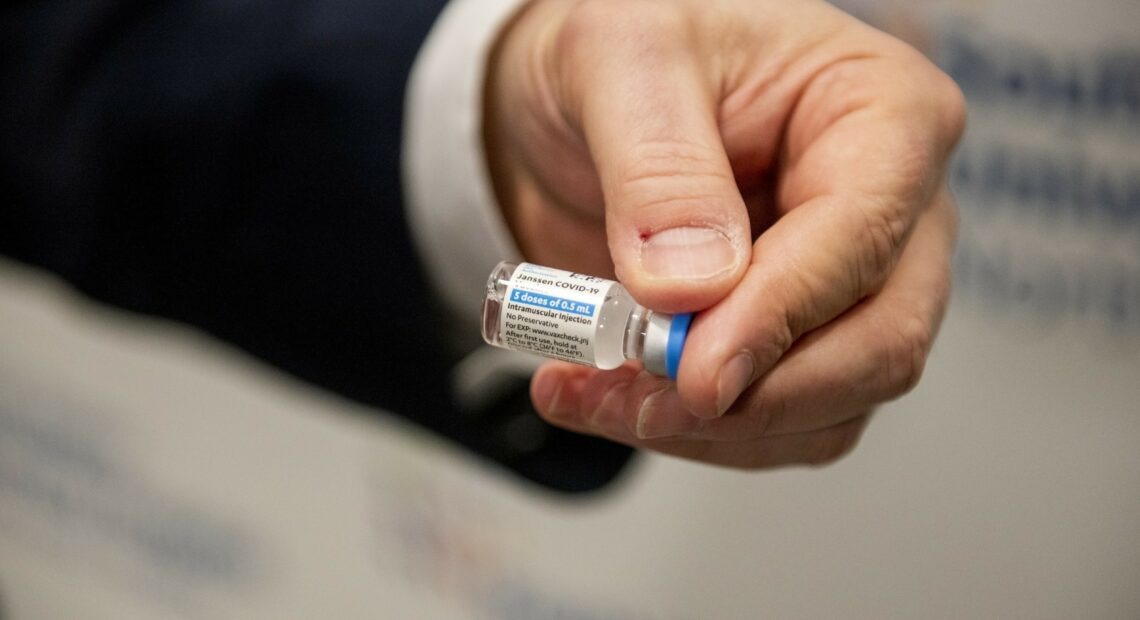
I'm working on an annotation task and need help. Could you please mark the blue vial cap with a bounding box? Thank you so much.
[665,313,693,380]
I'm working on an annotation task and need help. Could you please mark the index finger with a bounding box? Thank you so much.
[678,38,966,418]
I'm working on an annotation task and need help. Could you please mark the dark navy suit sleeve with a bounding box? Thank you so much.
[0,0,632,492]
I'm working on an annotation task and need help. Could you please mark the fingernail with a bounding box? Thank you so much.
[716,352,755,416]
[593,383,628,423]
[636,389,703,439]
[533,374,565,417]
[591,382,635,440]
[640,226,737,280]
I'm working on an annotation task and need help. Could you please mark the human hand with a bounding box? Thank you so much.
[483,0,965,467]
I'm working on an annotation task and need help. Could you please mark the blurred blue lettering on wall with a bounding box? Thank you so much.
[938,24,1140,333]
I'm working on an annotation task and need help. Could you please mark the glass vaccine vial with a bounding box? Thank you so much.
[482,261,692,379]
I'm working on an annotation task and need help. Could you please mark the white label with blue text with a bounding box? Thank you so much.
[500,263,612,365]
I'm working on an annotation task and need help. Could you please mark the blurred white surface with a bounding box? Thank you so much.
[1,251,1138,620]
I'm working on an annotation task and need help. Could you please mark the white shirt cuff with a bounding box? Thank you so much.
[403,0,527,352]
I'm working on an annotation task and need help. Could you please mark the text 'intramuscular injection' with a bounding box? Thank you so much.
[481,261,691,379]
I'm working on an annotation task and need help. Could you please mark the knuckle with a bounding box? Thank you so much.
[554,1,617,77]
[614,141,735,209]
[882,307,933,398]
[761,304,799,365]
[806,422,865,467]
[935,72,968,148]
[742,386,785,440]
[607,142,743,238]
[619,140,726,184]
[769,267,822,343]
[556,0,615,48]
[853,203,907,295]
[557,0,686,66]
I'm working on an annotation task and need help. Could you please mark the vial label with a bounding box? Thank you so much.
[499,263,613,365]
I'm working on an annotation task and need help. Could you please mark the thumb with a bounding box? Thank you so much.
[564,9,750,312]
